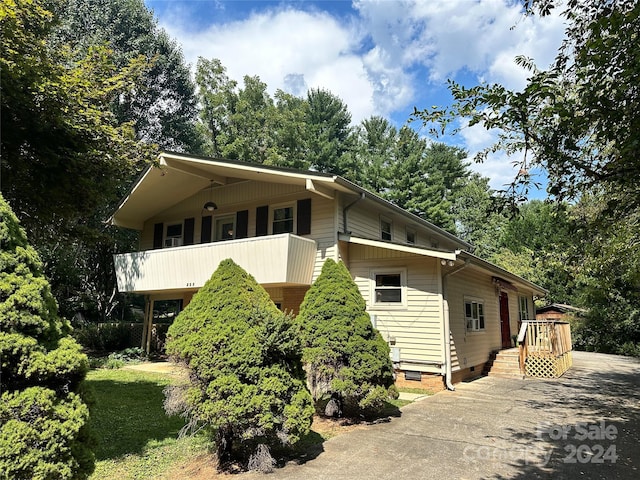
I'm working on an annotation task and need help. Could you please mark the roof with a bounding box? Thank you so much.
[536,303,588,314]
[338,234,547,296]
[457,250,548,296]
[108,151,471,250]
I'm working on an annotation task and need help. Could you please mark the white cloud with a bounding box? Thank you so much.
[153,0,566,190]
[159,7,382,122]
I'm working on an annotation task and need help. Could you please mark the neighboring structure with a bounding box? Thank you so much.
[536,303,587,321]
[110,152,547,390]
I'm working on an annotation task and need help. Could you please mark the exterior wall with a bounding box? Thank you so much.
[346,243,444,374]
[138,179,338,285]
[264,286,310,315]
[446,266,503,371]
[446,267,539,372]
[337,192,463,251]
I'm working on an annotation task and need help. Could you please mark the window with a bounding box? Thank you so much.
[381,217,392,241]
[519,296,530,322]
[272,205,294,234]
[215,215,235,241]
[371,269,406,307]
[406,227,416,245]
[164,223,183,247]
[465,298,485,331]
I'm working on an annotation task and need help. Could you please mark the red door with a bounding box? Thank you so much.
[499,292,512,348]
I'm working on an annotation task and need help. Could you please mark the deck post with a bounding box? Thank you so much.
[141,296,154,354]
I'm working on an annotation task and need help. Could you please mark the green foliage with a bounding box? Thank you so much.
[412,0,640,216]
[53,0,204,153]
[0,194,93,479]
[72,323,133,352]
[164,259,314,468]
[0,0,153,224]
[296,259,397,417]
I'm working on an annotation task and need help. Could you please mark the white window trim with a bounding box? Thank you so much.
[380,216,393,241]
[269,202,296,235]
[518,295,530,322]
[464,296,486,333]
[369,268,407,310]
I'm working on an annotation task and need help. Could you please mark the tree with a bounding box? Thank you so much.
[164,259,314,470]
[570,196,640,356]
[223,75,277,163]
[348,116,397,194]
[53,0,204,153]
[0,194,93,480]
[0,0,153,226]
[412,0,640,216]
[386,139,469,232]
[452,173,507,259]
[306,88,353,175]
[296,259,397,417]
[491,201,577,304]
[195,57,238,157]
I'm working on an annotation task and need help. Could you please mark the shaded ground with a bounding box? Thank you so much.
[232,351,639,480]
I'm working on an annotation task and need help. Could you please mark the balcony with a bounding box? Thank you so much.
[113,233,317,294]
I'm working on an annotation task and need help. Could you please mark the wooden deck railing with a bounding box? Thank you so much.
[517,320,573,377]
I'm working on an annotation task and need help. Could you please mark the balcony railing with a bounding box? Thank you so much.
[113,233,317,294]
[517,320,573,378]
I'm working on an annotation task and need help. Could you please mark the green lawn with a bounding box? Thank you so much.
[86,369,209,480]
[85,368,413,478]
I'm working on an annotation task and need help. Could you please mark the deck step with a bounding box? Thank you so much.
[486,348,523,378]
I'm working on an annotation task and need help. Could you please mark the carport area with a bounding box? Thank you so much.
[248,351,639,479]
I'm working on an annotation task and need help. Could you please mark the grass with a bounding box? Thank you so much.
[397,387,435,395]
[86,369,210,480]
[85,368,416,478]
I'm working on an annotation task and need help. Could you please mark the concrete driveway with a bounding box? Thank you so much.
[245,351,640,479]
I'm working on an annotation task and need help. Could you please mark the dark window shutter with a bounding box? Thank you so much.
[297,198,312,235]
[153,223,163,249]
[200,215,212,243]
[236,210,249,239]
[184,217,195,245]
[256,205,269,236]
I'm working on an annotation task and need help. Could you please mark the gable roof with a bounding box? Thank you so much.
[108,151,471,250]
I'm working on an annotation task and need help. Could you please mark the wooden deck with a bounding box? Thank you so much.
[517,320,573,378]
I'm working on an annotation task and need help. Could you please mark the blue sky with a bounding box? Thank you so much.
[145,0,566,193]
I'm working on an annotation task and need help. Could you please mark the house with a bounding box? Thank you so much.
[109,151,547,390]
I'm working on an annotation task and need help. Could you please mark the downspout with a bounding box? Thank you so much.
[342,192,365,233]
[442,257,471,390]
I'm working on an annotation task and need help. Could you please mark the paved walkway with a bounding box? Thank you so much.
[242,351,640,479]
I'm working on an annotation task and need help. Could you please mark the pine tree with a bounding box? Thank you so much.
[164,259,313,470]
[0,194,93,479]
[296,259,397,417]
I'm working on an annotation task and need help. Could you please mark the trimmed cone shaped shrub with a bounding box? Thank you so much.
[296,259,398,416]
[0,194,93,479]
[165,259,314,470]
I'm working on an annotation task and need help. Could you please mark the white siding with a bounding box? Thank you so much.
[137,179,338,289]
[114,234,317,294]
[347,244,443,373]
[446,266,504,370]
[338,193,463,251]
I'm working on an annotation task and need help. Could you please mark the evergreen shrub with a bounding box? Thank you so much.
[164,259,314,470]
[0,194,93,479]
[296,259,398,417]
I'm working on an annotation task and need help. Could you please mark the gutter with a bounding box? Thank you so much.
[442,257,471,390]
